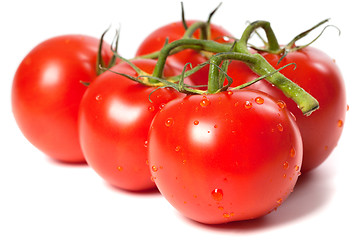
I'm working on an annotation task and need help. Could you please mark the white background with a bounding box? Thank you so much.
[1,0,357,239]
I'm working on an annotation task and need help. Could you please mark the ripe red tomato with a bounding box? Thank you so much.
[12,35,113,163]
[226,46,346,172]
[148,90,302,224]
[135,20,233,86]
[78,59,186,191]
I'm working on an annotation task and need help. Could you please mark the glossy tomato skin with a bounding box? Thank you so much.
[148,90,302,224]
[135,20,233,86]
[78,59,185,191]
[227,47,346,172]
[12,35,112,162]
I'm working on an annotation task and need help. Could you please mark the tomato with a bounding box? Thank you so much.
[135,20,233,86]
[12,35,113,163]
[78,59,186,191]
[226,46,346,172]
[148,90,302,224]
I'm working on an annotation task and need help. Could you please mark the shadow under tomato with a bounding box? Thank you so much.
[106,183,161,196]
[47,156,88,167]
[182,162,336,233]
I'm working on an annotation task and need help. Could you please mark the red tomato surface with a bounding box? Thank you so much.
[12,35,112,162]
[78,59,186,191]
[148,90,302,224]
[226,47,346,172]
[135,20,233,86]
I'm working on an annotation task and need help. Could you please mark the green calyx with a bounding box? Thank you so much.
[96,27,120,76]
[249,19,340,63]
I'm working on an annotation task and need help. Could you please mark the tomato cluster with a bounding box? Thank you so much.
[12,10,346,225]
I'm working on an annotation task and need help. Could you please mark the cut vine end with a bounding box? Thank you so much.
[301,101,320,117]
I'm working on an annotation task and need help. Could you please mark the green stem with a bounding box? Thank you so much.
[150,37,319,115]
[208,52,319,115]
[137,19,319,115]
[208,52,257,93]
[169,61,208,83]
[182,21,208,39]
[236,20,281,54]
[96,28,110,75]
[152,38,232,79]
[96,27,120,75]
[134,21,209,61]
[252,53,319,115]
[286,19,330,49]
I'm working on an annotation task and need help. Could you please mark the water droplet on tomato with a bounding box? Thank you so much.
[165,118,174,127]
[193,120,199,125]
[277,100,286,109]
[151,165,158,172]
[175,146,181,152]
[277,123,284,132]
[95,95,102,101]
[244,101,252,109]
[148,105,155,112]
[295,165,300,171]
[290,147,296,158]
[347,104,350,111]
[276,198,283,205]
[159,103,166,110]
[218,206,224,210]
[144,140,148,148]
[227,90,233,95]
[223,212,235,218]
[200,97,211,107]
[337,120,343,128]
[223,213,230,218]
[214,124,218,128]
[117,166,123,171]
[211,189,223,201]
[255,97,264,105]
[283,161,289,169]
